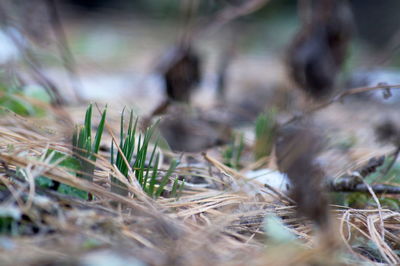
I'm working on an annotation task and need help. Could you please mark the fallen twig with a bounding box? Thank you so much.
[331,183,400,194]
[329,155,400,194]
[284,83,400,125]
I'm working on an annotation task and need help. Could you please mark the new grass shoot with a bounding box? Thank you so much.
[222,132,244,169]
[111,109,183,198]
[72,104,107,182]
[254,109,277,160]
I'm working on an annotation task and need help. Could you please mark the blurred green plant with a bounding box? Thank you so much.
[222,132,244,169]
[332,191,400,211]
[0,205,21,236]
[254,109,277,160]
[335,135,357,152]
[111,109,183,198]
[350,236,385,263]
[32,149,86,200]
[332,156,400,211]
[366,159,400,184]
[0,70,51,116]
[72,104,107,183]
[11,148,85,200]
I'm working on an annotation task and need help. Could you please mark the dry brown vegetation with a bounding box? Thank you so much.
[0,100,400,265]
[1,0,400,265]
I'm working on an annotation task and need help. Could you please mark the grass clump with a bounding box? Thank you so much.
[222,132,245,169]
[33,104,106,200]
[254,109,277,160]
[72,104,107,183]
[111,109,182,198]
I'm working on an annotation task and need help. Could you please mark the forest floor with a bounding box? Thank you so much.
[1,14,400,265]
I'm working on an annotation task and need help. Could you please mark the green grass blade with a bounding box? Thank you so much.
[111,141,114,165]
[72,125,78,148]
[148,153,160,196]
[155,159,179,198]
[77,126,87,152]
[132,117,138,138]
[85,104,92,141]
[116,108,125,171]
[134,134,143,183]
[92,107,107,155]
[120,107,125,141]
[138,136,151,185]
[126,132,136,165]
[135,134,142,163]
[143,140,158,188]
[177,179,185,200]
[170,178,179,198]
[127,109,134,138]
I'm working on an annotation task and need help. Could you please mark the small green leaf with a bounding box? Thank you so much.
[36,176,54,188]
[147,154,160,196]
[22,85,51,103]
[58,183,88,200]
[177,179,185,200]
[155,159,179,198]
[92,107,107,155]
[170,178,180,198]
[45,149,81,170]
[143,141,158,188]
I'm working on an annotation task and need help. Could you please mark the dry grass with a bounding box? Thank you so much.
[0,104,399,266]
